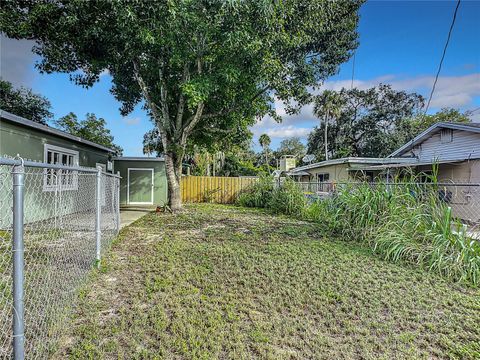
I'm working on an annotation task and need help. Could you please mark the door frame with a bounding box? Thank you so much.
[127,168,154,205]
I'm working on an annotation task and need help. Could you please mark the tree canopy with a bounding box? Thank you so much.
[1,0,363,209]
[274,137,306,160]
[399,108,471,139]
[0,79,53,125]
[307,84,425,160]
[55,112,123,155]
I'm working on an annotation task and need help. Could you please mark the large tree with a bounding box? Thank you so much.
[274,137,306,161]
[307,84,425,160]
[314,90,343,160]
[1,0,362,210]
[55,112,123,156]
[0,79,52,125]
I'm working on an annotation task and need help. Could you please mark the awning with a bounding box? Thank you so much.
[288,171,310,176]
[347,159,464,171]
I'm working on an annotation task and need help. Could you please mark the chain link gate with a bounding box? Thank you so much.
[0,157,121,359]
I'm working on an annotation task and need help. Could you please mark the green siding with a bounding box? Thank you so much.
[114,160,168,206]
[0,118,111,226]
[0,119,109,167]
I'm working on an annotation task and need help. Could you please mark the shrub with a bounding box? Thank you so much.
[269,178,306,216]
[236,174,274,208]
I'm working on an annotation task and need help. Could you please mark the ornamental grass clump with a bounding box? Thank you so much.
[317,181,480,285]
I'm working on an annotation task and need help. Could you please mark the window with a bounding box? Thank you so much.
[43,144,79,191]
[317,173,330,182]
[440,128,453,143]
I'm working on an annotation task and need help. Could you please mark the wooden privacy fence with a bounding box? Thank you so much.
[181,176,258,204]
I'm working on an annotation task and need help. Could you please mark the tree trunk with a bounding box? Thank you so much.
[164,151,183,212]
[324,113,329,161]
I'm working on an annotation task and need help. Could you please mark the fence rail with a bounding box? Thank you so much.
[181,176,258,204]
[0,157,120,359]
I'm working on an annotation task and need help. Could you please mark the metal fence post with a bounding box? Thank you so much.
[12,162,25,360]
[95,167,102,268]
[116,171,121,233]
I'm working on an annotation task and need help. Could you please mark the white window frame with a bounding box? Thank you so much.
[43,144,79,191]
[127,168,154,205]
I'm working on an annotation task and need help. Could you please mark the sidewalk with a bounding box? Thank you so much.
[120,208,153,229]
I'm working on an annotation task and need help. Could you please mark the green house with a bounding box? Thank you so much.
[1,110,169,227]
[113,157,168,207]
[1,110,114,168]
[1,109,117,225]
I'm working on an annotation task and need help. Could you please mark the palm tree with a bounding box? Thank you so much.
[314,90,343,161]
[259,133,271,170]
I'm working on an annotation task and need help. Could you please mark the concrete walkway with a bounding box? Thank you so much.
[120,208,153,229]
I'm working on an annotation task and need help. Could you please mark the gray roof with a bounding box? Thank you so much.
[0,109,115,153]
[389,122,480,157]
[113,156,165,162]
[290,157,413,173]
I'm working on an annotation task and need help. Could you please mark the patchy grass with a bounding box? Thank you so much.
[58,204,480,359]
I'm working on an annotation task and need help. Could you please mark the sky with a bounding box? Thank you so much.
[1,0,479,155]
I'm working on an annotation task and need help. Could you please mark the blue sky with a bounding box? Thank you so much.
[1,0,479,155]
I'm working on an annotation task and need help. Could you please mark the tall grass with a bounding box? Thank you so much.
[238,178,480,285]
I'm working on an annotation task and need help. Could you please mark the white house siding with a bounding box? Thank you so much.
[404,130,480,162]
[304,164,350,182]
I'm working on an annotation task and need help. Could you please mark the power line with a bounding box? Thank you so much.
[465,107,480,116]
[424,0,461,114]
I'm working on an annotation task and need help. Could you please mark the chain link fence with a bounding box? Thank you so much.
[295,180,480,237]
[0,157,120,359]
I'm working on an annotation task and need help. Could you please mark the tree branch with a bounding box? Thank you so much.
[133,60,173,153]
[199,85,270,121]
[175,64,189,134]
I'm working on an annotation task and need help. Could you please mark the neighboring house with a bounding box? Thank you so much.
[288,157,412,183]
[290,122,480,184]
[388,122,480,182]
[289,122,480,223]
[113,157,168,207]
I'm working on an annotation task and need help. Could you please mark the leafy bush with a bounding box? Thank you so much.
[269,178,306,216]
[236,174,274,208]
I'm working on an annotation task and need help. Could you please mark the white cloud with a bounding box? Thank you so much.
[263,126,311,139]
[122,117,141,126]
[99,69,110,78]
[323,73,480,109]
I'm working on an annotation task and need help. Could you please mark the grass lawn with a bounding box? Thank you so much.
[59,204,480,359]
